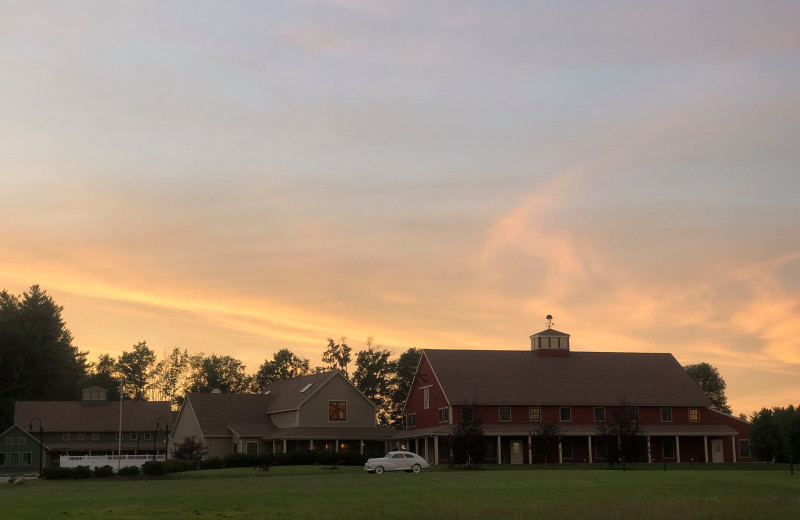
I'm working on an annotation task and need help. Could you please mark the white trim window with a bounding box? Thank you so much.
[499,407,511,421]
[688,408,699,422]
[559,407,571,422]
[594,407,606,421]
[661,408,673,422]
[739,439,751,458]
[407,413,417,428]
[91,433,100,441]
[438,407,449,423]
[529,406,541,421]
[423,387,430,409]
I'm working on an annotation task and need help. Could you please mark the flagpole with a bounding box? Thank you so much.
[118,378,124,473]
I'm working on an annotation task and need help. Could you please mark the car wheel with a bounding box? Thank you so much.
[411,464,421,474]
[375,466,384,474]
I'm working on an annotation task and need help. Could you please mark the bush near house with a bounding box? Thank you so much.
[118,466,141,476]
[93,465,114,478]
[223,451,368,469]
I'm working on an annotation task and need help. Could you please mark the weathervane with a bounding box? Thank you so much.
[545,314,553,329]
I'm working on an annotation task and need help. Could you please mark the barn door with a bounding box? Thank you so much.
[511,439,524,464]
[711,439,723,463]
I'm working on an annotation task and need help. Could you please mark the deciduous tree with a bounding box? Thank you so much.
[684,362,732,414]
[387,347,422,428]
[597,403,644,471]
[117,341,156,401]
[254,348,311,390]
[750,405,800,473]
[322,336,351,375]
[189,354,252,393]
[352,338,396,426]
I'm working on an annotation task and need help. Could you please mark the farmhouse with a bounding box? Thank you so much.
[402,326,753,465]
[5,386,173,473]
[170,370,395,458]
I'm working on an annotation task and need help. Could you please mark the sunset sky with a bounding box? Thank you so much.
[1,1,798,416]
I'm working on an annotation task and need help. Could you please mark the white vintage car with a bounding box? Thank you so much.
[364,451,429,474]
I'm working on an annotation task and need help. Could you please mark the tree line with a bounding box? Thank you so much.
[2,285,797,466]
[0,285,420,430]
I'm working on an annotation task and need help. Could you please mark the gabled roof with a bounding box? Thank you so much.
[260,371,340,412]
[14,400,173,432]
[422,350,711,407]
[183,393,273,437]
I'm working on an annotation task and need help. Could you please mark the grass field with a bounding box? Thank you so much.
[2,464,798,520]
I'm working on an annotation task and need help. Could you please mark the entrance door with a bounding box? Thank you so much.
[711,439,723,463]
[510,440,524,464]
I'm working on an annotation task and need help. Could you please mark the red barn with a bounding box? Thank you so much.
[401,327,753,465]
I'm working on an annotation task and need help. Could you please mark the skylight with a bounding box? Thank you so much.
[300,383,313,393]
[264,390,271,395]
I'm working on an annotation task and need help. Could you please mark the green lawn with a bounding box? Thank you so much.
[2,465,798,520]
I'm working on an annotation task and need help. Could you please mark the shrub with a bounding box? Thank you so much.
[198,457,224,470]
[72,465,93,479]
[93,465,114,478]
[163,458,196,473]
[141,460,166,476]
[42,466,73,479]
[118,466,141,476]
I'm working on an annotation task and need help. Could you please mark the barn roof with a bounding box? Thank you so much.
[14,400,173,432]
[422,350,711,407]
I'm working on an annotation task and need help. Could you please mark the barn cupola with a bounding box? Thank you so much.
[530,315,571,357]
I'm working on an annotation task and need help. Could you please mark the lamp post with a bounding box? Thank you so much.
[155,417,168,461]
[28,418,44,477]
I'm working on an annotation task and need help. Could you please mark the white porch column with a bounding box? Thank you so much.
[433,436,439,465]
[360,440,364,455]
[282,439,287,453]
[527,435,532,465]
[415,437,419,454]
[423,437,428,460]
[647,436,652,463]
[703,436,708,463]
[588,436,593,464]
[272,440,276,453]
[558,439,563,464]
[310,439,314,451]
[675,436,680,463]
[732,437,737,463]
[497,436,501,464]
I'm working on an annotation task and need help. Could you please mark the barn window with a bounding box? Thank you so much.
[559,407,571,421]
[407,413,417,427]
[661,408,673,422]
[594,407,606,421]
[329,401,347,421]
[461,407,474,422]
[529,407,541,421]
[423,387,430,409]
[688,408,699,422]
[499,407,511,421]
[739,439,751,458]
[22,453,32,466]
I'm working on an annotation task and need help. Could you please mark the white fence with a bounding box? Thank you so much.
[59,454,166,471]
